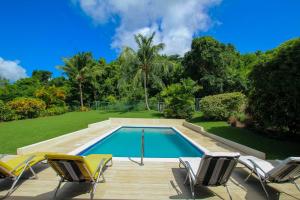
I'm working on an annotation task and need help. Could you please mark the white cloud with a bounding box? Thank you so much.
[0,57,27,82]
[74,0,222,55]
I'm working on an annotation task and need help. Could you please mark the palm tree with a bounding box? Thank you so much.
[87,59,105,101]
[120,32,165,110]
[58,52,94,110]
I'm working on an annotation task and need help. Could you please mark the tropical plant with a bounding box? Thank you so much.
[119,32,165,110]
[161,79,198,119]
[58,52,96,110]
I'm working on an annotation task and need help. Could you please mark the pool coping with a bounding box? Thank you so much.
[68,125,210,162]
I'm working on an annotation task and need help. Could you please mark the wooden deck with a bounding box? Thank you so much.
[1,119,299,199]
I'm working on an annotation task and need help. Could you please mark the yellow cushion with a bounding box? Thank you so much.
[84,154,112,178]
[2,152,48,176]
[45,153,83,162]
[45,153,112,180]
[0,160,13,177]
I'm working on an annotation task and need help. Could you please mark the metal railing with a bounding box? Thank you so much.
[141,129,144,166]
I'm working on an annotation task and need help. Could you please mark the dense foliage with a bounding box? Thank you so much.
[0,33,299,138]
[161,79,198,119]
[200,92,247,120]
[249,38,300,134]
[183,36,248,96]
[7,97,46,119]
[0,100,16,121]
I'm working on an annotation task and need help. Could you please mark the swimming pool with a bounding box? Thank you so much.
[78,127,204,158]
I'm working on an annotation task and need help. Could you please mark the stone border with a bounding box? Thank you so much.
[183,122,266,159]
[17,118,266,159]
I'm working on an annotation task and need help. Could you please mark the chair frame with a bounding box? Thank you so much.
[242,158,300,199]
[51,158,112,200]
[179,158,234,200]
[0,155,38,198]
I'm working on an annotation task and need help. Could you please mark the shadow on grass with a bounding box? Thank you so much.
[202,125,300,160]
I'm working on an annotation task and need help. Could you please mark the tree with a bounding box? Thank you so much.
[183,36,246,96]
[249,38,300,134]
[32,70,52,84]
[58,52,95,110]
[87,58,105,101]
[120,32,165,110]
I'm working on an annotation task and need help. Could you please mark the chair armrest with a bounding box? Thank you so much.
[92,159,105,178]
[248,159,267,177]
[10,155,35,173]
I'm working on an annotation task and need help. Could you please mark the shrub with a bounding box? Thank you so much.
[200,92,247,120]
[7,97,46,119]
[40,106,68,116]
[104,95,117,104]
[161,79,199,119]
[80,106,90,112]
[0,100,17,121]
[249,38,300,134]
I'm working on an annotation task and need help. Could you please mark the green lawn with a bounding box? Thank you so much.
[191,113,300,159]
[0,110,299,159]
[0,110,162,154]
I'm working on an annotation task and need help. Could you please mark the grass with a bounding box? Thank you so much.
[0,110,162,154]
[0,110,299,159]
[191,113,300,159]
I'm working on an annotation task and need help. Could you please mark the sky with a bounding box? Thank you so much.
[0,0,299,81]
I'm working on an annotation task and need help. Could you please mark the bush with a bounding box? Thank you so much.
[249,38,300,134]
[40,106,68,116]
[0,100,17,121]
[80,106,90,112]
[7,97,46,119]
[161,79,198,119]
[200,92,247,120]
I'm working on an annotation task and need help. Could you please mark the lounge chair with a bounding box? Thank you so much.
[0,152,47,197]
[45,153,113,199]
[239,155,300,198]
[179,152,240,199]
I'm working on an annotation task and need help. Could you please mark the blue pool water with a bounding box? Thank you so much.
[79,127,203,158]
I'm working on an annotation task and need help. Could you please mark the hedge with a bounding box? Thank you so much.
[200,92,247,120]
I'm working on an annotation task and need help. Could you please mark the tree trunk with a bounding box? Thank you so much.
[93,90,97,101]
[79,82,84,110]
[143,71,150,110]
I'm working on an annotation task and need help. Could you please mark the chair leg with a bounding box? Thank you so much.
[29,166,38,179]
[5,162,29,197]
[244,168,254,182]
[250,166,269,199]
[90,182,97,200]
[258,178,269,199]
[225,184,232,200]
[53,178,63,199]
[291,180,300,191]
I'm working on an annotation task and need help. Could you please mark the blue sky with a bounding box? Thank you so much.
[0,0,299,80]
